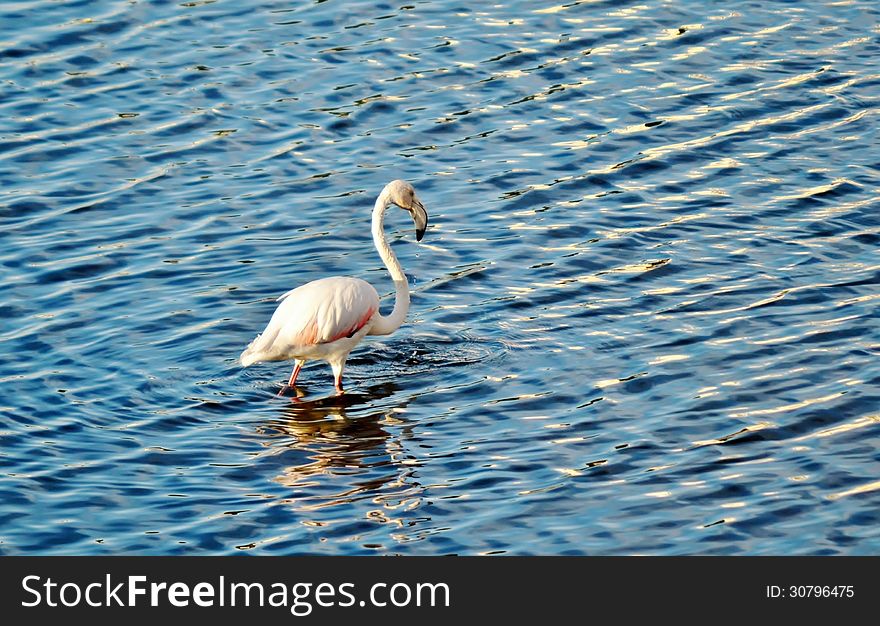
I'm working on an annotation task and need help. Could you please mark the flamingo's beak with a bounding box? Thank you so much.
[411,199,428,241]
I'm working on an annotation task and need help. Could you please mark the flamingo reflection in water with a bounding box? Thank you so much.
[256,384,426,524]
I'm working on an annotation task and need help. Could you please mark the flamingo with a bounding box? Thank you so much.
[240,180,428,393]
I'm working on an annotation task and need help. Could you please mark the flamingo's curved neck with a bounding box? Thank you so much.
[369,189,410,336]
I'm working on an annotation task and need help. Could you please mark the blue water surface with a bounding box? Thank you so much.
[1,0,879,555]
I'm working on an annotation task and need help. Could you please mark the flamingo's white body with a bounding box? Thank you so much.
[240,180,428,392]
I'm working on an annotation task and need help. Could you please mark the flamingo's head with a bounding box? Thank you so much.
[384,179,428,241]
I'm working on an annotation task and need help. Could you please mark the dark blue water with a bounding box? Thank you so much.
[1,0,879,555]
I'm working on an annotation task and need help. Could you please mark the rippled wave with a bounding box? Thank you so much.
[1,0,878,555]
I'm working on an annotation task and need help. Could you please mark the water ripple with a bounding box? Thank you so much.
[1,0,878,555]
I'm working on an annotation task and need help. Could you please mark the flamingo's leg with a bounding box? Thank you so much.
[277,360,304,396]
[288,360,304,386]
[330,357,347,393]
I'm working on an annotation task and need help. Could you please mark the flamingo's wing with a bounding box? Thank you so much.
[240,276,379,365]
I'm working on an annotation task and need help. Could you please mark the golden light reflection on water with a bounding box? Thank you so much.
[775,178,860,202]
[729,392,844,419]
[649,354,689,365]
[828,480,880,500]
[692,422,774,447]
[638,102,832,163]
[793,414,880,442]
